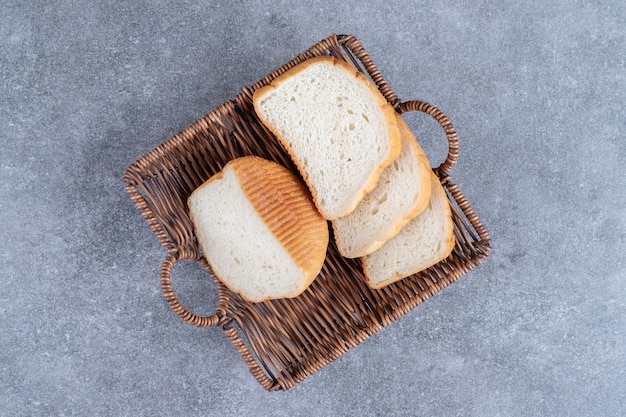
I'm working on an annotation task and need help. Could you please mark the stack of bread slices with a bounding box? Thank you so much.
[188,56,454,303]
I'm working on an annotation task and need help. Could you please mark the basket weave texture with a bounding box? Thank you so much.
[123,34,491,391]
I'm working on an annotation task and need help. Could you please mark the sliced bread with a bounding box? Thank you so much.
[331,114,432,258]
[188,156,329,303]
[362,171,455,289]
[252,56,401,220]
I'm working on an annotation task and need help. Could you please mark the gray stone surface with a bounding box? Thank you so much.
[1,1,624,415]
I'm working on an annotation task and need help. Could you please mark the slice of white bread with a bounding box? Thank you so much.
[362,171,455,289]
[188,156,329,303]
[331,114,432,258]
[253,56,401,220]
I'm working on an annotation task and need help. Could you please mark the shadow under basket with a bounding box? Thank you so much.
[123,34,491,391]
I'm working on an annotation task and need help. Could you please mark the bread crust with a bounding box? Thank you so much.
[230,156,329,285]
[253,56,402,220]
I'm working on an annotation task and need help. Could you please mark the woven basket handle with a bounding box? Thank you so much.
[160,251,221,327]
[398,100,459,176]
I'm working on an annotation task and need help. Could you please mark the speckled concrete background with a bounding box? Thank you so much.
[1,1,624,416]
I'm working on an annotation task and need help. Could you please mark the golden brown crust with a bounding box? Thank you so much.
[252,56,402,220]
[229,156,328,284]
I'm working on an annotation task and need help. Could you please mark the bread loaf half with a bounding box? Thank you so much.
[253,56,401,220]
[332,114,432,258]
[362,171,455,289]
[188,156,329,302]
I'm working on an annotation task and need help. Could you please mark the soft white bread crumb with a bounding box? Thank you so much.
[362,171,455,288]
[332,114,432,258]
[253,56,401,220]
[188,156,328,302]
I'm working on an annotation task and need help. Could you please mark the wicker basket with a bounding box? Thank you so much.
[123,34,491,391]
